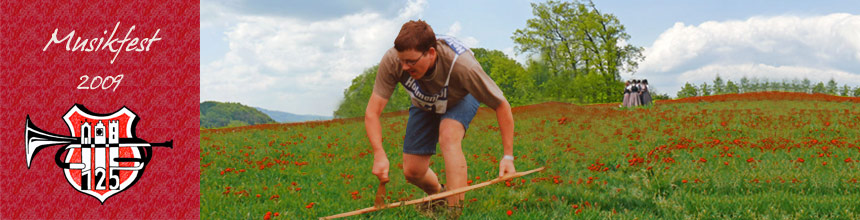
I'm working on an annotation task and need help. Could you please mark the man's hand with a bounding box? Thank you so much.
[498,158,516,178]
[372,153,390,182]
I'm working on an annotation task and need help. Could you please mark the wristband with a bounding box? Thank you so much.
[502,155,514,161]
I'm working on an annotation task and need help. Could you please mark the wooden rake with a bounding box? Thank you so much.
[320,167,545,219]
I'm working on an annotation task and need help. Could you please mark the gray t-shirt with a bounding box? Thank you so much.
[372,38,507,111]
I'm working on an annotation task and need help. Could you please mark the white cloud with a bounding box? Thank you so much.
[201,0,429,116]
[677,64,860,84]
[634,13,860,97]
[398,0,427,20]
[445,21,480,48]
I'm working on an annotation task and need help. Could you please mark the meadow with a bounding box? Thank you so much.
[201,92,860,219]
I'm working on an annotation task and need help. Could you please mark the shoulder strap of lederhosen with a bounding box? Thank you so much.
[435,35,471,98]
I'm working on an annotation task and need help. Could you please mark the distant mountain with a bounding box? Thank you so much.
[200,101,276,129]
[255,107,332,123]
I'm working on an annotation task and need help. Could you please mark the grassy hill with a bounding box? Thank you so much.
[200,101,276,129]
[200,92,860,219]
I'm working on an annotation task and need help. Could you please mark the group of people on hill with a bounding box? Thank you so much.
[622,79,652,107]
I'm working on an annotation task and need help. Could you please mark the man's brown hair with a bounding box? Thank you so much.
[394,20,436,52]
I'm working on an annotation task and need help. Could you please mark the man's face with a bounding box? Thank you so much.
[397,47,435,80]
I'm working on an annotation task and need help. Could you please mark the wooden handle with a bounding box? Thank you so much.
[320,167,545,219]
[374,181,387,208]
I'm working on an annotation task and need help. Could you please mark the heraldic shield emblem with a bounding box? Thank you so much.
[25,104,173,204]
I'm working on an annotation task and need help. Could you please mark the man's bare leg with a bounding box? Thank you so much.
[439,118,468,207]
[403,153,443,195]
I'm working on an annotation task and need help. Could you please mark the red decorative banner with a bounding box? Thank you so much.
[0,0,200,218]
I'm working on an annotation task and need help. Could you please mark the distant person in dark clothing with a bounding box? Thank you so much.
[630,80,642,106]
[622,81,631,107]
[641,79,652,106]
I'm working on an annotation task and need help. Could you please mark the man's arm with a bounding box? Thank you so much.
[495,100,516,177]
[366,93,390,181]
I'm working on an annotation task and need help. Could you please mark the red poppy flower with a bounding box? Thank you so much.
[306,202,315,208]
[507,210,513,216]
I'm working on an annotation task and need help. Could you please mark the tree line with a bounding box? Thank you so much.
[676,76,860,98]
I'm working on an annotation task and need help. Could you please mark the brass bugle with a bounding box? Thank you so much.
[25,115,173,169]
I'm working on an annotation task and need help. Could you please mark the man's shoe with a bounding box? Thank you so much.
[444,205,463,220]
[415,184,447,217]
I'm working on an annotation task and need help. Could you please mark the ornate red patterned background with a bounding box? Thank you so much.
[0,0,200,218]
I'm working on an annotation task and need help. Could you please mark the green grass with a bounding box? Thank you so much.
[201,92,860,219]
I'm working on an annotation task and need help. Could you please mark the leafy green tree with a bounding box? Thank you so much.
[750,78,762,92]
[700,82,711,96]
[649,88,670,101]
[677,82,698,98]
[725,80,740,94]
[839,85,851,96]
[739,76,750,93]
[812,82,826,94]
[777,80,788,92]
[761,81,771,91]
[800,78,811,93]
[526,58,552,89]
[789,79,801,93]
[712,75,725,94]
[826,79,838,95]
[512,0,643,104]
[651,92,671,101]
[333,65,411,118]
[473,48,535,106]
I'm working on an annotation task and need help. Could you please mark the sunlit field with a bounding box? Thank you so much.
[201,92,860,219]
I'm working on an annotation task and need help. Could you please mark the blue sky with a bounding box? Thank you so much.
[201,0,860,116]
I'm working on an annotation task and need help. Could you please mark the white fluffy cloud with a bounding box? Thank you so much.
[634,13,860,96]
[678,64,860,84]
[445,21,480,47]
[201,0,430,116]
